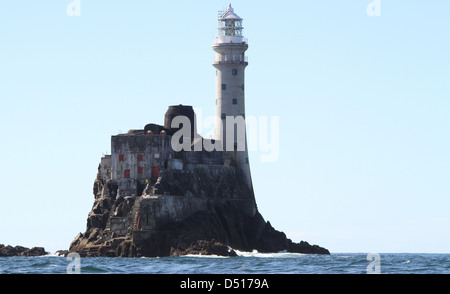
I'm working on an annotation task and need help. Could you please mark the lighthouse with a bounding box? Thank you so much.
[213,4,253,191]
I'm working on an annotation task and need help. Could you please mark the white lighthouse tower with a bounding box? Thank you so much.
[213,4,253,191]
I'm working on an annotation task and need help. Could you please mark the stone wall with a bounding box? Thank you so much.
[111,134,173,181]
[99,155,112,181]
[110,217,130,236]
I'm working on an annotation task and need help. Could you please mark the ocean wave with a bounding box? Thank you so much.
[42,252,64,257]
[81,265,109,273]
[177,249,306,259]
[182,254,230,258]
[234,249,306,258]
[0,253,448,274]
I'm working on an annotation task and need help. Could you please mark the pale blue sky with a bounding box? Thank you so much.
[0,1,449,254]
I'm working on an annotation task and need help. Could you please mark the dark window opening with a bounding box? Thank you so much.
[232,69,238,76]
[222,84,227,90]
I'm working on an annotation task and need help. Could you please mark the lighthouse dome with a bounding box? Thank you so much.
[219,4,243,21]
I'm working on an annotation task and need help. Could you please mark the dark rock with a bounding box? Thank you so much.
[0,244,48,257]
[70,155,330,258]
[288,240,330,255]
[125,204,329,257]
[87,212,109,230]
[0,245,16,257]
[171,240,237,257]
[23,247,47,257]
[55,250,70,257]
[115,240,138,257]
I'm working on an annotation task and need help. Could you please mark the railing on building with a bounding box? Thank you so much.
[213,36,248,45]
[213,54,248,64]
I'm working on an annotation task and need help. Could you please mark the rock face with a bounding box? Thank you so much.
[170,240,238,257]
[69,159,330,257]
[0,245,48,257]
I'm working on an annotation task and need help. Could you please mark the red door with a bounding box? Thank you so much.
[152,167,159,179]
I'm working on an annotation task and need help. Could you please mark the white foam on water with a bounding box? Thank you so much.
[177,248,305,259]
[44,252,63,257]
[182,254,229,258]
[234,249,305,258]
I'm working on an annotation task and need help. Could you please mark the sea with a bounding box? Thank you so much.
[1,251,449,274]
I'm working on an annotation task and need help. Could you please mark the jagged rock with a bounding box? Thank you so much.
[55,250,69,257]
[115,240,138,257]
[114,196,132,217]
[24,247,47,256]
[0,244,48,257]
[69,153,330,258]
[287,241,330,255]
[0,245,17,257]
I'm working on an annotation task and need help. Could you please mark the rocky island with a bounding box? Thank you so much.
[69,5,329,258]
[68,106,330,258]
